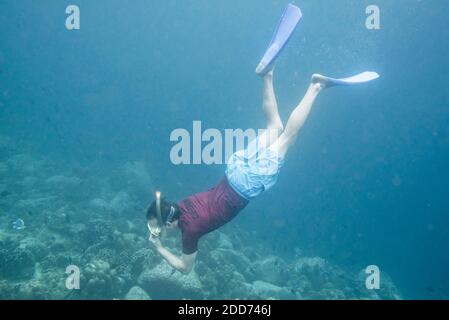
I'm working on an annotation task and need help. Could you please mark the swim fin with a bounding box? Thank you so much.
[256,3,302,76]
[318,71,380,86]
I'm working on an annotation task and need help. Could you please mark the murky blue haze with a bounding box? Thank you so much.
[0,0,448,299]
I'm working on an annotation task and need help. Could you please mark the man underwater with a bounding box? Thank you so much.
[146,4,379,274]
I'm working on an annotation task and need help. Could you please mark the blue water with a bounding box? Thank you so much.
[0,0,448,299]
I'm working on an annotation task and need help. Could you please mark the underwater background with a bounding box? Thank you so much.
[0,0,448,299]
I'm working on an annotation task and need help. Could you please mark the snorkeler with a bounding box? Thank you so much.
[146,4,379,274]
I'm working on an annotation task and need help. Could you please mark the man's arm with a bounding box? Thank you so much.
[152,237,197,274]
[157,246,197,274]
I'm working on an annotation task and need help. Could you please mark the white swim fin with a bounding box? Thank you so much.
[256,4,303,76]
[319,71,380,86]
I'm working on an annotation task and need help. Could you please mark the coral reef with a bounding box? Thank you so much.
[81,259,126,299]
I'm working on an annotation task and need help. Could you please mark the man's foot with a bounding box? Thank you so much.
[263,68,274,80]
[311,73,335,90]
[257,63,275,77]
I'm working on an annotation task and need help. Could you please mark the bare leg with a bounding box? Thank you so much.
[259,70,284,149]
[269,74,329,158]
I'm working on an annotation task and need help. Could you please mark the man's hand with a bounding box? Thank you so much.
[149,233,163,249]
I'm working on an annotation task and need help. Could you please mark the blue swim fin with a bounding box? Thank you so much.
[256,4,302,76]
[319,72,380,86]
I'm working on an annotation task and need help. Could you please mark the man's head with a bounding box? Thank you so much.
[146,197,181,231]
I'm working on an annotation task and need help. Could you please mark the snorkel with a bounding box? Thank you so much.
[155,191,164,231]
[147,191,164,239]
